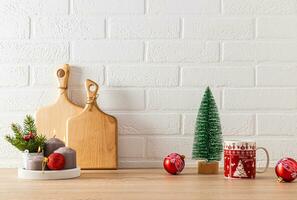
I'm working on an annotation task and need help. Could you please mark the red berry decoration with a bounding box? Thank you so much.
[23,134,31,142]
[22,132,35,142]
[28,132,35,139]
[163,153,185,175]
[275,157,297,182]
[47,153,65,170]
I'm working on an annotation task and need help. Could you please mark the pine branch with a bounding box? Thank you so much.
[11,123,23,136]
[5,134,27,152]
[4,115,46,153]
[23,115,37,134]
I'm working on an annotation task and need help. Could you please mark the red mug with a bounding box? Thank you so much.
[224,141,269,179]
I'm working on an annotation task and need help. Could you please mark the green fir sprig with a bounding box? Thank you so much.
[5,115,46,153]
[23,115,37,134]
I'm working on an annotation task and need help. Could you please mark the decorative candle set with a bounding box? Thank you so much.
[26,136,77,171]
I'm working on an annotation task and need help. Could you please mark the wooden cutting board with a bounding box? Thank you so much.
[66,79,117,169]
[36,64,83,140]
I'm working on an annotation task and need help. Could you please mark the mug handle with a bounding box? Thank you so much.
[256,147,269,173]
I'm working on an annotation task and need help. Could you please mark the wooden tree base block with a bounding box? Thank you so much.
[197,161,219,174]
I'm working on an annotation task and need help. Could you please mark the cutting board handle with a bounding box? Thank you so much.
[56,64,70,90]
[85,79,99,105]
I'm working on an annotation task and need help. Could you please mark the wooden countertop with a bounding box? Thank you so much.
[0,168,296,200]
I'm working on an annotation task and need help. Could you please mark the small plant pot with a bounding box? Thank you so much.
[197,160,219,174]
[22,150,43,169]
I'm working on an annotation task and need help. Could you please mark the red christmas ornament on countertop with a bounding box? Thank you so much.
[163,153,185,175]
[275,157,297,182]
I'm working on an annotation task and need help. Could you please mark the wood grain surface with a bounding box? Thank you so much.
[36,64,82,140]
[67,79,117,169]
[0,168,295,200]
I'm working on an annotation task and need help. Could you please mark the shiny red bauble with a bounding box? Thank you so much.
[275,157,297,182]
[163,153,185,175]
[47,153,65,170]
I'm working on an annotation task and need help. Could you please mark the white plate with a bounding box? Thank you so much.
[18,167,81,180]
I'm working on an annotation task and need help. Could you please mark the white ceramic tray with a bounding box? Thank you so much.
[18,167,81,180]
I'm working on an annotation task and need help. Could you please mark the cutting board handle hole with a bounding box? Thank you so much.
[57,69,65,78]
[89,84,96,92]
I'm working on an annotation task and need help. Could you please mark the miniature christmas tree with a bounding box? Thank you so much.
[5,115,46,153]
[233,160,247,178]
[192,87,223,174]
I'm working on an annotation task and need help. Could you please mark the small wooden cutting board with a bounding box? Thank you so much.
[67,79,118,169]
[36,64,83,140]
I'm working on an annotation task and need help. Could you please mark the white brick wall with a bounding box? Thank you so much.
[0,15,29,39]
[107,65,179,87]
[33,17,105,39]
[184,18,254,40]
[0,65,29,86]
[257,65,297,86]
[0,0,69,15]
[223,0,297,15]
[181,66,254,87]
[224,89,297,110]
[148,0,220,14]
[147,41,219,63]
[1,0,297,168]
[0,42,69,63]
[72,41,144,62]
[116,113,180,135]
[74,0,144,14]
[108,17,180,39]
[223,42,297,62]
[148,89,221,111]
[257,17,297,39]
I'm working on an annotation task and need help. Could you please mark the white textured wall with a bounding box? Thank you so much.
[1,0,297,168]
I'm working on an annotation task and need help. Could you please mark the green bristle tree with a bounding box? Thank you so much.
[192,87,223,162]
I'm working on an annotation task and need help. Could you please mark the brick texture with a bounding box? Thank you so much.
[223,0,297,15]
[0,0,297,168]
[33,17,105,39]
[107,65,178,87]
[181,66,254,87]
[184,18,254,39]
[72,41,144,62]
[147,41,219,63]
[108,17,180,39]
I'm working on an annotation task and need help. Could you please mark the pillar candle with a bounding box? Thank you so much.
[44,136,65,157]
[27,155,44,170]
[54,147,76,169]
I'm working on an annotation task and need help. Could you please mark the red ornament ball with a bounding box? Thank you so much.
[163,153,185,175]
[275,157,297,182]
[47,153,65,170]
